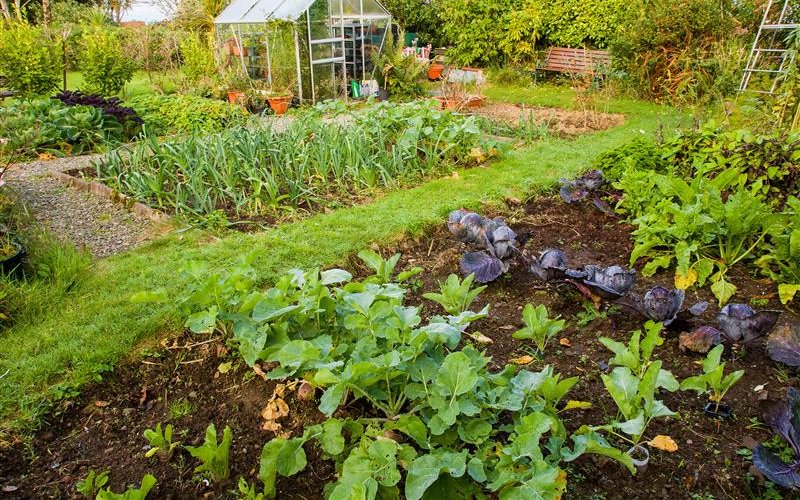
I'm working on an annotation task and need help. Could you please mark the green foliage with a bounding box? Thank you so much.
[373,32,427,102]
[179,32,217,85]
[80,25,137,95]
[379,0,441,45]
[185,423,232,483]
[125,93,248,135]
[357,249,423,284]
[0,98,126,158]
[610,0,745,103]
[512,303,565,353]
[423,273,486,315]
[0,22,60,97]
[96,474,157,500]
[237,478,266,500]
[95,100,495,222]
[680,344,745,410]
[75,469,109,497]
[143,423,181,461]
[541,0,629,48]
[599,321,679,390]
[591,137,666,181]
[611,122,799,305]
[173,256,635,499]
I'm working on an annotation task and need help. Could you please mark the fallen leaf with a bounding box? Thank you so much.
[674,268,698,290]
[647,435,678,452]
[217,361,232,374]
[562,400,592,411]
[252,364,268,380]
[499,325,515,331]
[559,338,572,347]
[2,486,18,492]
[94,401,110,408]
[470,332,493,344]
[509,355,534,365]
[753,384,766,392]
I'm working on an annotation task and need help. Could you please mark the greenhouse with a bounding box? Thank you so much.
[214,0,392,102]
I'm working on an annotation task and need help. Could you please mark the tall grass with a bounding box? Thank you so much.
[94,100,495,221]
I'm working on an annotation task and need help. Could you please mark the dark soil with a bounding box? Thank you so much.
[1,195,797,499]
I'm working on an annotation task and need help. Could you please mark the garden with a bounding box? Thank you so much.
[1,0,800,499]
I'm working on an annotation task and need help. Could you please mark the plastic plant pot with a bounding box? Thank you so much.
[0,240,25,274]
[267,96,292,115]
[703,401,733,420]
[626,444,649,473]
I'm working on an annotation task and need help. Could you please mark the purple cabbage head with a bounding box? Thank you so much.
[54,90,143,125]
[717,303,780,346]
[753,388,800,490]
[559,170,604,204]
[461,251,505,283]
[579,264,636,300]
[640,286,685,325]
[529,248,569,282]
[678,325,722,353]
[767,324,800,368]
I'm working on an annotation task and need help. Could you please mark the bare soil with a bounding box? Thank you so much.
[0,196,795,499]
[469,102,626,137]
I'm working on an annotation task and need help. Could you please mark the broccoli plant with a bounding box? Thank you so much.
[95,474,156,500]
[423,273,486,315]
[357,249,422,284]
[679,344,744,414]
[512,303,565,354]
[75,469,109,498]
[143,423,181,462]
[185,424,232,483]
[599,321,679,390]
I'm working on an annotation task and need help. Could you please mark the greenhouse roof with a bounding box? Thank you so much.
[215,0,317,24]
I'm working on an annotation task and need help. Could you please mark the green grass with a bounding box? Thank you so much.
[0,83,686,437]
[64,70,177,99]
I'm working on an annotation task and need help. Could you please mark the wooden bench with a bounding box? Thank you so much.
[540,47,611,75]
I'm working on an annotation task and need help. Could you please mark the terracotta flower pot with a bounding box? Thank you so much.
[465,95,486,108]
[268,95,292,115]
[227,90,245,104]
[435,96,464,110]
[428,62,445,81]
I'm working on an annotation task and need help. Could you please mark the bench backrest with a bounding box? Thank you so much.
[543,47,611,74]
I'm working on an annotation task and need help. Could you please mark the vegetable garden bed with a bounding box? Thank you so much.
[0,195,794,498]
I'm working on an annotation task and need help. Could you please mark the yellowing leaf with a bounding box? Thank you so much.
[778,284,800,304]
[562,400,592,411]
[509,355,534,365]
[647,435,678,452]
[217,361,232,374]
[559,338,572,347]
[674,268,698,290]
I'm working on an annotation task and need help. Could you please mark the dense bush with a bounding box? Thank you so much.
[0,99,128,157]
[125,94,249,134]
[373,34,427,101]
[542,0,628,48]
[610,0,747,103]
[80,25,137,95]
[179,32,217,85]
[0,22,61,97]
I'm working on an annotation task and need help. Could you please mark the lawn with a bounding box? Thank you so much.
[0,84,684,437]
[64,70,177,98]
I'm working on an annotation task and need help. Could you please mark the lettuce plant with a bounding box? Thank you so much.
[143,423,181,462]
[599,321,679,390]
[512,303,566,353]
[679,344,744,413]
[185,424,232,483]
[76,469,109,497]
[357,249,422,284]
[95,474,156,500]
[753,388,800,490]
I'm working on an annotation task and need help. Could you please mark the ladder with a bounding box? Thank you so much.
[739,0,799,94]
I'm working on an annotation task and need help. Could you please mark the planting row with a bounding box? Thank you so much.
[91,101,497,226]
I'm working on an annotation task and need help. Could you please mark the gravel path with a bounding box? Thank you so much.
[5,155,160,258]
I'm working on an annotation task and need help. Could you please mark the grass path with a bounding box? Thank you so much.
[0,86,685,435]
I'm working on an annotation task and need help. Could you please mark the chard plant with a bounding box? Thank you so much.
[422,273,486,315]
[185,424,232,483]
[95,474,156,500]
[143,423,181,462]
[679,344,744,413]
[512,303,566,354]
[76,469,109,498]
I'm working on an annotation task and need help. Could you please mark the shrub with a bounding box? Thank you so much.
[542,0,629,48]
[179,32,217,84]
[372,33,427,101]
[80,25,137,95]
[125,94,249,134]
[0,22,61,97]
